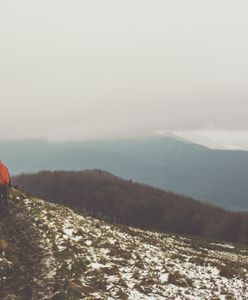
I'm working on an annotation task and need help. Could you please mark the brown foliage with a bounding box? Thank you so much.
[13,170,248,244]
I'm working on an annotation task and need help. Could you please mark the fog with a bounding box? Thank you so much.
[1,1,248,141]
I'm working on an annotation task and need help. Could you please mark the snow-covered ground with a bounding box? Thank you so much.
[18,192,248,300]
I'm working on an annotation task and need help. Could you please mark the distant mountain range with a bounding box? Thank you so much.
[2,135,248,211]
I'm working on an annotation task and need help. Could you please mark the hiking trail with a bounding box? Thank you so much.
[0,189,55,300]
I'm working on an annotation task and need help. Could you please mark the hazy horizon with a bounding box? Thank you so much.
[1,130,248,151]
[1,1,248,142]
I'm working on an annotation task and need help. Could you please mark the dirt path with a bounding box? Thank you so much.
[0,189,55,300]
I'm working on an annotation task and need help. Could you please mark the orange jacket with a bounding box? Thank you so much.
[0,162,11,186]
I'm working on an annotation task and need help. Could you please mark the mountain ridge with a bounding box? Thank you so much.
[2,135,248,210]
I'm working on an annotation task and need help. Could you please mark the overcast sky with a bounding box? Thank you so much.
[1,1,248,141]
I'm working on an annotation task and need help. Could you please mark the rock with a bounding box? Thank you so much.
[2,294,17,300]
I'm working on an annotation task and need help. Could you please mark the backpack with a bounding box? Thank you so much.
[0,162,10,186]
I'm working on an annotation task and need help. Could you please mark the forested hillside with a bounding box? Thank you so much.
[14,170,248,244]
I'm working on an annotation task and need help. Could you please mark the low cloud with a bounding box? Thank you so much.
[0,1,248,140]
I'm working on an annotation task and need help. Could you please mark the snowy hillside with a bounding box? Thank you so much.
[1,189,248,299]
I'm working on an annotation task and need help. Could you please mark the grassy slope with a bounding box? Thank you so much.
[0,189,248,299]
[0,190,55,300]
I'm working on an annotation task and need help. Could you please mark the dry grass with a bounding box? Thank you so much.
[0,239,8,252]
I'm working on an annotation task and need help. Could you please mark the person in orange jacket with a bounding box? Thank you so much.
[0,161,11,213]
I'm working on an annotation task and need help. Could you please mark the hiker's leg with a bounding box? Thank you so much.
[0,189,4,212]
[3,187,8,209]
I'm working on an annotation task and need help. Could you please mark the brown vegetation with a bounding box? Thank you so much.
[13,170,248,244]
[0,240,8,253]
